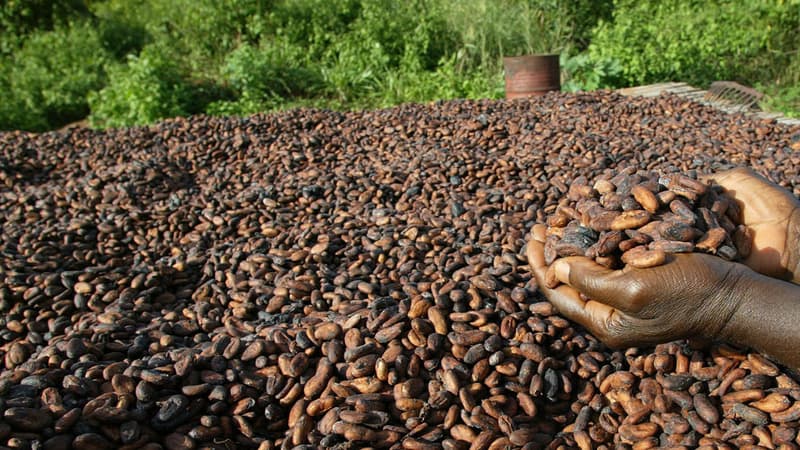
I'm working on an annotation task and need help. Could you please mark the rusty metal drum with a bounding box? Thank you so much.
[503,54,560,99]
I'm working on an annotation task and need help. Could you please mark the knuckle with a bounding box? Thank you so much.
[599,319,633,349]
[601,328,631,349]
[731,167,750,175]
[728,167,754,179]
[621,280,647,308]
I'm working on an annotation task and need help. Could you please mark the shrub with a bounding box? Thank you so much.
[206,42,322,116]
[560,52,622,92]
[263,0,362,63]
[589,0,800,88]
[225,43,321,98]
[90,0,265,79]
[566,0,614,50]
[95,16,148,60]
[88,45,192,128]
[0,58,49,131]
[0,0,89,54]
[760,84,800,118]
[1,21,110,131]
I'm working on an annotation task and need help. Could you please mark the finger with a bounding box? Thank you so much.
[701,167,756,214]
[541,281,622,342]
[525,236,547,271]
[531,223,547,243]
[526,238,631,344]
[708,169,799,224]
[700,166,755,188]
[551,257,639,311]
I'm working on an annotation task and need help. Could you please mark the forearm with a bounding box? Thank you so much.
[717,273,800,371]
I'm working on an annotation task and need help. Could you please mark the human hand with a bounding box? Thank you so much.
[705,167,800,283]
[526,224,751,348]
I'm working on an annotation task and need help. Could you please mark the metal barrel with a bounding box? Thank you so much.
[503,54,560,99]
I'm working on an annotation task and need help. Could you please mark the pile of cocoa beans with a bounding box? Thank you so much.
[541,169,751,286]
[0,91,799,450]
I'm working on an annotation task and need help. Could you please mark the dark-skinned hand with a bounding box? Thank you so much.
[705,167,800,283]
[526,223,754,348]
[525,168,800,369]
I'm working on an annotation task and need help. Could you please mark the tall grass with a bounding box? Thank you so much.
[440,0,574,71]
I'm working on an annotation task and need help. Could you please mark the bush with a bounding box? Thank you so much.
[758,49,800,118]
[1,21,110,131]
[566,0,614,50]
[262,0,362,63]
[0,0,89,54]
[0,59,49,131]
[88,45,192,128]
[226,42,321,99]
[96,16,148,60]
[90,0,264,79]
[560,52,622,92]
[589,0,800,88]
[206,42,322,116]
[371,53,505,107]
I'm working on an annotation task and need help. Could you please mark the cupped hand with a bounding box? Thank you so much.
[526,224,751,348]
[706,167,800,283]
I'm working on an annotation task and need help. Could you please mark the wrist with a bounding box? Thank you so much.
[700,263,754,343]
[714,268,800,369]
[711,269,758,345]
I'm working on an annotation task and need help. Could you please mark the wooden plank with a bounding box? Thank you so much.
[617,82,687,96]
[677,88,704,94]
[664,85,700,94]
[755,112,786,120]
[683,93,707,100]
[617,82,799,128]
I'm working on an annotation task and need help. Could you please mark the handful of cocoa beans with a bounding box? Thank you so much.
[541,168,752,286]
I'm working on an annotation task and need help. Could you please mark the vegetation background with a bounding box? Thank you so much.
[1,0,798,132]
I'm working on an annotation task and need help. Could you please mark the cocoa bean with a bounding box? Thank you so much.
[621,246,667,268]
[0,90,796,450]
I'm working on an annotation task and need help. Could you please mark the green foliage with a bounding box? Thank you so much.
[2,0,799,130]
[758,49,800,118]
[565,0,614,50]
[87,45,192,128]
[440,0,574,71]
[264,0,363,63]
[95,16,148,59]
[760,84,800,118]
[372,53,506,107]
[208,0,559,113]
[589,0,800,88]
[89,0,266,78]
[222,43,315,97]
[0,0,89,54]
[1,21,110,131]
[560,52,621,92]
[206,41,321,116]
[0,58,49,131]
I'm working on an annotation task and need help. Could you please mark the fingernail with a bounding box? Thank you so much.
[553,260,570,283]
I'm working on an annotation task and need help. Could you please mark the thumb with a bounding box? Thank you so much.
[552,257,631,309]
